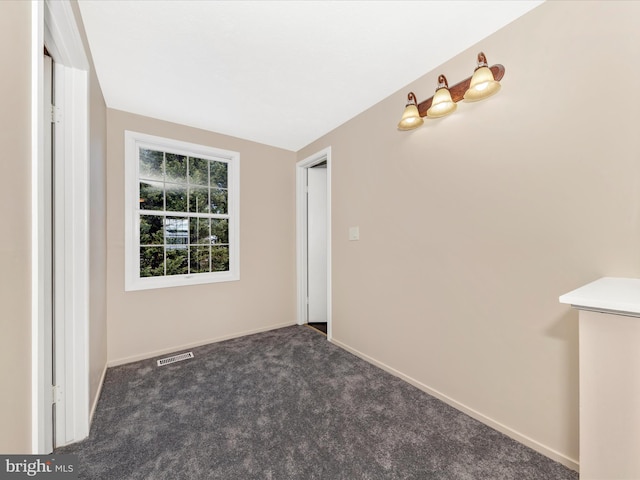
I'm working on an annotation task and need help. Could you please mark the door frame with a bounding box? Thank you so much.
[296,147,332,340]
[32,0,90,453]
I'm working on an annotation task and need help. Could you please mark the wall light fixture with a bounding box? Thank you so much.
[426,75,457,118]
[397,92,424,131]
[397,52,504,131]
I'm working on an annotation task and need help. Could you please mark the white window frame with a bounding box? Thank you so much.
[124,131,240,291]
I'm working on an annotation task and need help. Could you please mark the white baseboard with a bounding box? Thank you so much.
[89,364,108,425]
[107,322,296,367]
[330,337,579,473]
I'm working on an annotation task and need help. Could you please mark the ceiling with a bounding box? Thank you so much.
[77,0,543,152]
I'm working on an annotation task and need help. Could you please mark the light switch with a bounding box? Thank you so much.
[349,226,360,241]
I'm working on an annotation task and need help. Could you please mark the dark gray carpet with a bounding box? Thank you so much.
[57,325,578,479]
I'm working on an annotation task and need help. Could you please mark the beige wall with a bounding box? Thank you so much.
[70,0,109,416]
[0,0,108,452]
[0,0,33,453]
[106,110,297,364]
[298,0,640,468]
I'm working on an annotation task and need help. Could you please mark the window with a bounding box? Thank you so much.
[125,131,239,291]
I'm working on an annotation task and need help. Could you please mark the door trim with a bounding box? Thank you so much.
[32,0,90,453]
[296,147,332,340]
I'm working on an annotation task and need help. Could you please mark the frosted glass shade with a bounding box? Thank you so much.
[397,104,424,130]
[464,66,501,101]
[426,88,457,118]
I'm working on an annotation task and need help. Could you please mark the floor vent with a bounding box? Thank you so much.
[157,352,194,367]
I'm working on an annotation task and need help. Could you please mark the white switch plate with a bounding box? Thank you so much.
[349,226,360,241]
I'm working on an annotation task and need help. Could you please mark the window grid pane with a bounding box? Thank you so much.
[138,147,231,278]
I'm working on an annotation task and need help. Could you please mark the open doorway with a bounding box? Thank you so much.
[296,148,332,340]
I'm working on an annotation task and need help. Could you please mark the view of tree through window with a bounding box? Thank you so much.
[138,148,230,277]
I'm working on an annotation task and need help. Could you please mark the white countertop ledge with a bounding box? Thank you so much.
[559,277,640,317]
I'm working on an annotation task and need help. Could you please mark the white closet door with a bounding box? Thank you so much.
[307,167,327,323]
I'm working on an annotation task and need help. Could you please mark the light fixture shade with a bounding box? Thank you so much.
[464,53,501,102]
[397,92,424,130]
[427,75,457,118]
[464,66,501,101]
